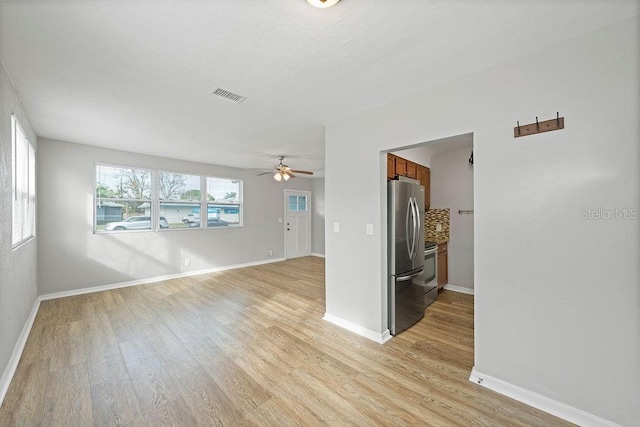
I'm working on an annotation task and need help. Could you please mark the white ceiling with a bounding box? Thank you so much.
[1,1,637,176]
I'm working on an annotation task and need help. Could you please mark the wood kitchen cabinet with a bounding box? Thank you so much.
[416,165,431,209]
[406,161,417,179]
[423,166,430,209]
[394,156,407,176]
[387,153,430,209]
[437,242,448,289]
[387,154,396,179]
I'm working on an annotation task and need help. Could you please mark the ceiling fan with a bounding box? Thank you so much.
[257,156,314,181]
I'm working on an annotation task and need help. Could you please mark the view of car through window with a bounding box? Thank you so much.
[104,216,169,231]
[181,206,230,227]
[96,165,242,232]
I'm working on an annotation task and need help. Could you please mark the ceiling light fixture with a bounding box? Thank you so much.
[306,0,340,8]
[274,171,291,182]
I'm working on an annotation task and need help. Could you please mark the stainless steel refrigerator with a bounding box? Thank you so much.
[388,177,425,335]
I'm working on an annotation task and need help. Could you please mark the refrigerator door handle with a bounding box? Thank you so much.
[415,197,420,253]
[405,198,413,259]
[396,268,424,282]
[410,197,419,260]
[409,197,415,260]
[413,197,424,256]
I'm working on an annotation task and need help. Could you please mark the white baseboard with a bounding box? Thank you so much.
[311,253,325,258]
[0,298,40,407]
[323,313,392,344]
[40,257,286,301]
[380,329,392,344]
[469,368,620,427]
[443,284,474,295]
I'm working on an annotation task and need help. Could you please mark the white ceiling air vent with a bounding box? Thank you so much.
[211,88,247,104]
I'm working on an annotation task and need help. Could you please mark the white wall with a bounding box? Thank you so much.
[430,147,474,290]
[37,139,312,295]
[325,17,639,426]
[0,62,38,391]
[312,177,325,256]
[394,145,435,167]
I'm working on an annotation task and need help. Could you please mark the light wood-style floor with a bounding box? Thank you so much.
[0,256,571,426]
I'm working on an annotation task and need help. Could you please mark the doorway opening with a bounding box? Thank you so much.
[384,132,475,344]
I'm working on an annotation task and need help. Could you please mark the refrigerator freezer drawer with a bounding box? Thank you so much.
[389,268,425,335]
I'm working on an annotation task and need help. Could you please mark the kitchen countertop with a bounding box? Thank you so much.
[427,238,449,245]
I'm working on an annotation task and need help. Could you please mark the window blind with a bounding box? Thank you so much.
[12,114,35,247]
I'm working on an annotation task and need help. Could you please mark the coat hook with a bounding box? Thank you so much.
[514,113,565,138]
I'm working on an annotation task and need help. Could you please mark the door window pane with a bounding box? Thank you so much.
[288,195,307,212]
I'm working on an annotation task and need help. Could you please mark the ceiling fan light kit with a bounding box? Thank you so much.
[306,0,340,9]
[257,155,314,182]
[273,171,291,182]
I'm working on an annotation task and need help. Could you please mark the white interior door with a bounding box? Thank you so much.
[285,190,311,259]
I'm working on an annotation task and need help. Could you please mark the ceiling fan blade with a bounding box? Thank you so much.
[290,170,314,175]
[257,171,273,176]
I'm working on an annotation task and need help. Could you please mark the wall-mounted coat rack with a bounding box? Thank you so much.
[514,112,564,138]
[458,209,474,215]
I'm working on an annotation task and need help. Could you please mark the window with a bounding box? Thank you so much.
[288,195,308,212]
[11,114,35,248]
[206,177,241,227]
[95,165,153,231]
[94,164,242,232]
[159,171,201,229]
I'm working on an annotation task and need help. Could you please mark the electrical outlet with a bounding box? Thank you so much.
[185,259,191,266]
[333,222,340,232]
[268,249,273,257]
[366,223,374,235]
[436,223,442,232]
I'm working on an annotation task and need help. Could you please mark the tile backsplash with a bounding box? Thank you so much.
[425,208,450,242]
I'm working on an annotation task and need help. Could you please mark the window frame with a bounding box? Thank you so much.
[11,114,36,249]
[94,163,155,234]
[94,163,243,234]
[288,194,308,212]
[157,170,204,231]
[205,175,243,229]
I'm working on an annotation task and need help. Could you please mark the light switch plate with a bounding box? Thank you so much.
[333,222,340,232]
